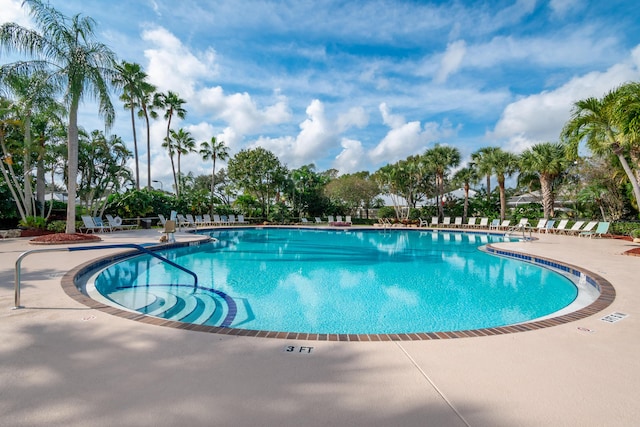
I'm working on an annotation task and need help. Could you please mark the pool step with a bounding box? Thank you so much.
[107,286,232,326]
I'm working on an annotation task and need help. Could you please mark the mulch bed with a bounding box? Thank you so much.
[29,233,101,245]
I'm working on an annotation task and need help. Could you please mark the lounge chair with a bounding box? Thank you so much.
[212,214,224,225]
[157,213,167,226]
[564,220,585,235]
[228,214,237,225]
[532,219,547,233]
[489,219,501,230]
[328,215,335,223]
[582,221,610,238]
[430,217,440,227]
[578,221,600,238]
[201,214,215,226]
[336,215,344,223]
[543,219,556,233]
[477,217,489,228]
[106,214,137,231]
[185,214,198,228]
[237,214,247,225]
[345,215,352,225]
[442,217,451,227]
[176,214,192,230]
[80,215,108,233]
[498,220,511,230]
[506,218,529,234]
[551,219,569,234]
[465,217,477,228]
[418,217,429,227]
[453,217,463,228]
[300,218,309,224]
[315,217,323,224]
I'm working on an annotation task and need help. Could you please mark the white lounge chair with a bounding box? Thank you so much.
[551,219,569,234]
[430,217,439,227]
[228,214,237,225]
[564,220,585,235]
[106,214,137,231]
[418,217,429,227]
[489,219,501,230]
[532,219,547,233]
[237,214,247,225]
[498,220,511,230]
[453,217,463,228]
[345,215,352,225]
[328,215,335,223]
[81,215,108,233]
[477,217,489,228]
[185,214,198,228]
[466,217,477,228]
[442,217,451,227]
[157,213,167,226]
[315,217,323,224]
[577,221,599,237]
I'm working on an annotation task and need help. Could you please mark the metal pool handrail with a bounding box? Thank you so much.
[13,243,198,309]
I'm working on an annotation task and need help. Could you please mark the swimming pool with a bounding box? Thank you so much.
[90,228,582,335]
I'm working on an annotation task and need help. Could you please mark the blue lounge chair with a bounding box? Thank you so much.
[580,222,610,238]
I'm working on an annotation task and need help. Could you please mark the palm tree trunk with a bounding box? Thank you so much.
[145,111,151,189]
[36,133,46,217]
[66,98,80,234]
[615,152,640,214]
[129,105,140,190]
[210,156,216,213]
[463,183,469,222]
[498,176,506,221]
[540,176,553,219]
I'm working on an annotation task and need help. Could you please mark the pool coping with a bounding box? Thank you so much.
[62,232,616,341]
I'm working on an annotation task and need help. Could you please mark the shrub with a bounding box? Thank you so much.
[631,229,640,239]
[18,216,47,229]
[47,220,67,233]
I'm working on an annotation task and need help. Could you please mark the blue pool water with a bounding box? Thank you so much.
[93,228,578,334]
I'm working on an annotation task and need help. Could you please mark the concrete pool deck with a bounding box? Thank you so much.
[1,228,638,426]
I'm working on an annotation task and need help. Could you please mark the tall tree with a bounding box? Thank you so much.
[471,147,499,204]
[227,147,287,216]
[0,0,118,233]
[562,85,640,215]
[422,144,460,219]
[138,82,157,189]
[199,136,229,212]
[453,166,479,222]
[519,142,569,219]
[154,91,186,184]
[489,148,519,221]
[1,70,61,218]
[169,128,196,195]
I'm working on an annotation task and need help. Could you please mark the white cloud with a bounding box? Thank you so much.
[196,86,291,135]
[435,40,466,83]
[369,104,460,165]
[489,45,640,152]
[142,26,217,97]
[333,138,366,174]
[549,0,583,19]
[0,0,32,27]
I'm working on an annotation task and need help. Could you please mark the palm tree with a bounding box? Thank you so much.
[471,147,499,204]
[453,166,479,222]
[113,61,143,189]
[164,128,195,195]
[138,83,157,189]
[0,0,117,233]
[489,148,519,221]
[519,142,569,219]
[1,70,61,217]
[199,136,229,212]
[422,144,460,219]
[562,85,640,215]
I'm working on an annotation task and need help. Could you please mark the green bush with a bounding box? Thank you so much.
[630,229,640,239]
[18,216,47,229]
[47,220,67,233]
[377,206,396,219]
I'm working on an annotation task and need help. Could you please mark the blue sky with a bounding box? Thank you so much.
[2,0,640,190]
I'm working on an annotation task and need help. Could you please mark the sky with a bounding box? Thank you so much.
[2,0,640,191]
